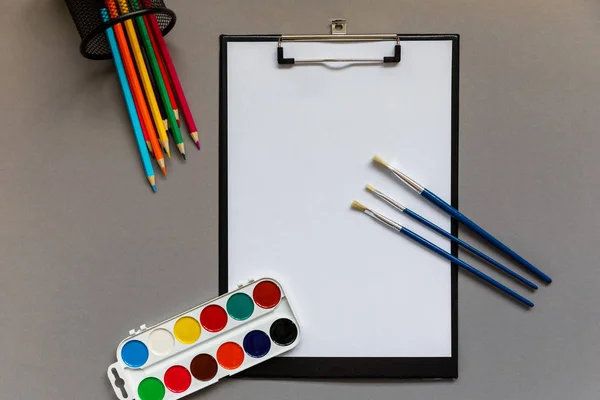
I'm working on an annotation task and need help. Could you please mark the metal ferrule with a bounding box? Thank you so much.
[364,209,403,232]
[370,188,406,212]
[389,167,424,193]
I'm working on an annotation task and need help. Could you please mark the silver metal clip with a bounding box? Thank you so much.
[277,19,401,65]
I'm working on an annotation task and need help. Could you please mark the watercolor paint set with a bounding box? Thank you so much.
[107,278,300,400]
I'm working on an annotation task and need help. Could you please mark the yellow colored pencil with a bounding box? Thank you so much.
[113,0,170,158]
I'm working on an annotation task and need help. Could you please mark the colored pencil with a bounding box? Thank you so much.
[372,155,552,284]
[365,184,538,290]
[108,0,171,159]
[136,98,154,158]
[145,14,180,126]
[350,201,534,308]
[129,0,186,159]
[104,1,167,174]
[101,8,156,192]
[103,4,155,158]
[140,0,200,149]
[136,31,169,136]
[130,67,166,174]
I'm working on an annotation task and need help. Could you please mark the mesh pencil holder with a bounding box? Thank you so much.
[65,0,176,60]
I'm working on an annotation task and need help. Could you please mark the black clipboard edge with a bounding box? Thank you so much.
[219,34,459,379]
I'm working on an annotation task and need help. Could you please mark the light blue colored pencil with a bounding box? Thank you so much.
[101,8,156,193]
[351,200,534,308]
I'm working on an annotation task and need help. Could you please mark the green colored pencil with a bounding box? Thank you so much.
[129,0,186,159]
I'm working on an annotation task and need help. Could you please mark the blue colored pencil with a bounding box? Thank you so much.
[372,155,551,284]
[101,8,156,193]
[365,184,538,290]
[351,201,534,308]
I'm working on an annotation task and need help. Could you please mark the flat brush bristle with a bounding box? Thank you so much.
[351,200,368,212]
[372,155,389,168]
[365,184,376,193]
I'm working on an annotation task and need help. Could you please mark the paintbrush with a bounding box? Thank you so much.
[365,184,537,290]
[372,155,551,284]
[350,200,534,308]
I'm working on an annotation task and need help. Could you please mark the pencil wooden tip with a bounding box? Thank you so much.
[161,140,171,158]
[177,143,186,159]
[174,109,179,120]
[190,132,200,149]
[372,155,389,168]
[148,176,156,192]
[157,158,166,171]
[365,184,376,193]
[351,200,367,212]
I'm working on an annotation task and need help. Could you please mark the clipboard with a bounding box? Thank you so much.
[219,21,459,379]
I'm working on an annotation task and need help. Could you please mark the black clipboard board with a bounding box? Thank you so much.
[219,27,459,379]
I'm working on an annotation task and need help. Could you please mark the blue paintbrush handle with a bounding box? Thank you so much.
[403,208,538,290]
[421,189,551,283]
[399,227,534,307]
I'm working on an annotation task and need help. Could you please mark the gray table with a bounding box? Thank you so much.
[1,0,599,399]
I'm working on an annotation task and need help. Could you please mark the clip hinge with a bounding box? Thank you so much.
[331,19,347,35]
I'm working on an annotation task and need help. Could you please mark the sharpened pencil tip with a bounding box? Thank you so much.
[190,132,200,149]
[182,153,187,160]
[365,184,376,193]
[177,143,186,159]
[161,140,171,158]
[146,141,154,157]
[161,167,167,176]
[147,176,157,192]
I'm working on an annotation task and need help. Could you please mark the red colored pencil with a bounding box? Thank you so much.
[141,0,200,149]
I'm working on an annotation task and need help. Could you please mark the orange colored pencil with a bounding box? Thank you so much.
[135,97,154,158]
[144,14,179,127]
[105,0,166,175]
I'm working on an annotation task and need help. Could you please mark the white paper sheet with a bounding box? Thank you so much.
[226,40,454,357]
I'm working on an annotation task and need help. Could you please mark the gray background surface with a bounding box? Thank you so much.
[1,0,599,399]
